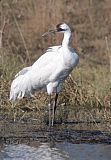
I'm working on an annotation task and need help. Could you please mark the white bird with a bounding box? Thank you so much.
[10,23,79,126]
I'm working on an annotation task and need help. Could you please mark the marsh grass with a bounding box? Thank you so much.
[0,0,111,130]
[1,50,111,131]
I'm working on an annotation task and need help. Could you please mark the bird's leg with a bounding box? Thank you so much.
[52,93,58,126]
[48,94,52,127]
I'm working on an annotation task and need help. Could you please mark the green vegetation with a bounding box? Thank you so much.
[0,0,111,130]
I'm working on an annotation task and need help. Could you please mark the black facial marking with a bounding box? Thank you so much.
[57,28,67,32]
[56,23,67,32]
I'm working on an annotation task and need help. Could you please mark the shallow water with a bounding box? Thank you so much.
[0,142,111,160]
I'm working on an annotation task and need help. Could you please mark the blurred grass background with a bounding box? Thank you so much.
[0,0,111,129]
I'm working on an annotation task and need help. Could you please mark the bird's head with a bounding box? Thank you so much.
[42,23,71,37]
[56,23,71,32]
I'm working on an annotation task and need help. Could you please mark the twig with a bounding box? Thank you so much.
[0,18,7,48]
[12,13,31,64]
[105,36,111,74]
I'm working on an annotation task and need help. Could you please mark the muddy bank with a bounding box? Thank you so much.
[0,121,111,145]
[0,106,111,145]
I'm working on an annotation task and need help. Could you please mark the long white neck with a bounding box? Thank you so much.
[62,30,71,47]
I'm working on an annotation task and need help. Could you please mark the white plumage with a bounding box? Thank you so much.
[10,23,79,126]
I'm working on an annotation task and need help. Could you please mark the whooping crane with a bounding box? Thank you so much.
[10,23,79,126]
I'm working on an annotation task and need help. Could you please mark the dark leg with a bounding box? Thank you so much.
[52,93,58,126]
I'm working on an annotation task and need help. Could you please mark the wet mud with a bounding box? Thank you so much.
[0,121,111,145]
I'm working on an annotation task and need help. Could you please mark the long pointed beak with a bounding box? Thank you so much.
[42,28,57,37]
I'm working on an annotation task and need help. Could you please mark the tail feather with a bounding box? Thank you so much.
[9,75,33,101]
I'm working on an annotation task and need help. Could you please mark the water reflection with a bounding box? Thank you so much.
[56,142,111,160]
[0,143,69,160]
[0,142,111,160]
